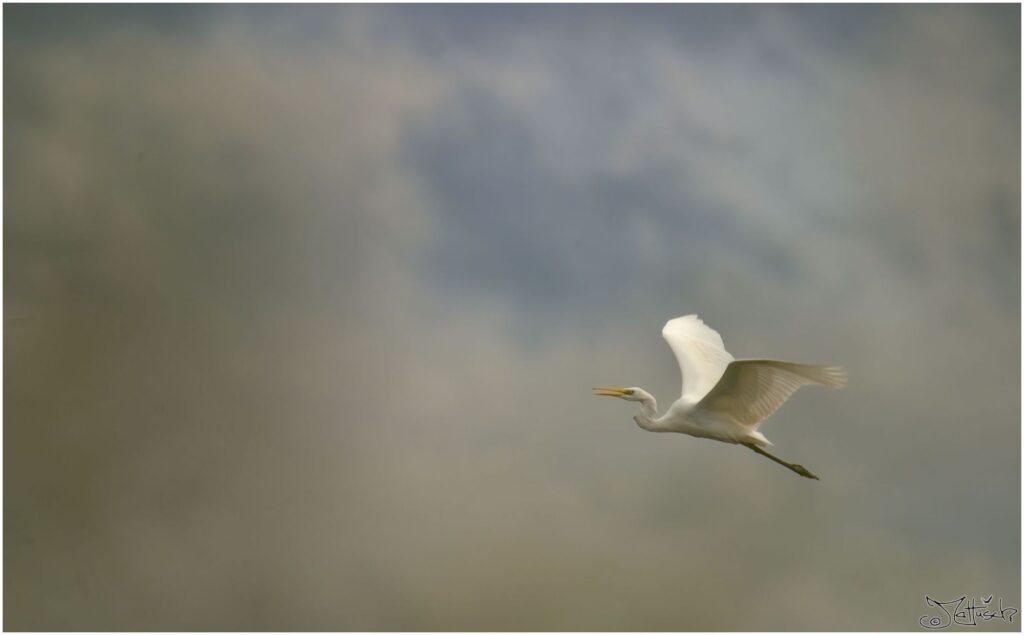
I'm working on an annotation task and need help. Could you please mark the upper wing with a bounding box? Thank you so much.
[696,360,847,427]
[661,315,735,403]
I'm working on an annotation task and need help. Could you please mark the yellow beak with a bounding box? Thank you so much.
[592,387,629,397]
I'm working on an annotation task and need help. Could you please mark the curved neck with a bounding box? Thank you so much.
[633,394,660,431]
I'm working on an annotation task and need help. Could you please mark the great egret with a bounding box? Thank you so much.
[593,315,846,480]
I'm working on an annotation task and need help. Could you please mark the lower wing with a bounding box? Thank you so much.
[696,360,846,427]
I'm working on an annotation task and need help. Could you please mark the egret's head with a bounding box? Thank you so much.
[592,386,650,402]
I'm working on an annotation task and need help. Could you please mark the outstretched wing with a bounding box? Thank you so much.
[697,360,847,427]
[661,315,735,403]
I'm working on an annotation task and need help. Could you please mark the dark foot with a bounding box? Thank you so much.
[790,464,820,480]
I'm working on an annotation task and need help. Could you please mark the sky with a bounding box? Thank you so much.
[4,4,1020,631]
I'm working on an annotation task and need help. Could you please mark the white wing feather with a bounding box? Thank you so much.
[661,315,735,403]
[696,360,847,427]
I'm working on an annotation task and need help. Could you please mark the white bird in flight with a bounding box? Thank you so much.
[593,315,846,480]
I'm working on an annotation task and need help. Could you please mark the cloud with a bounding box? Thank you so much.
[5,5,1019,630]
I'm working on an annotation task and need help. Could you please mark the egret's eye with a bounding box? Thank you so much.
[624,389,634,395]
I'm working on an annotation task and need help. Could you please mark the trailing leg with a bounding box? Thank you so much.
[741,442,820,481]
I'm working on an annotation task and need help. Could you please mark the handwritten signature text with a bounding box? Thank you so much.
[920,595,1017,629]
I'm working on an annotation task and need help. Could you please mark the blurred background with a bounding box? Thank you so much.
[4,4,1019,630]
